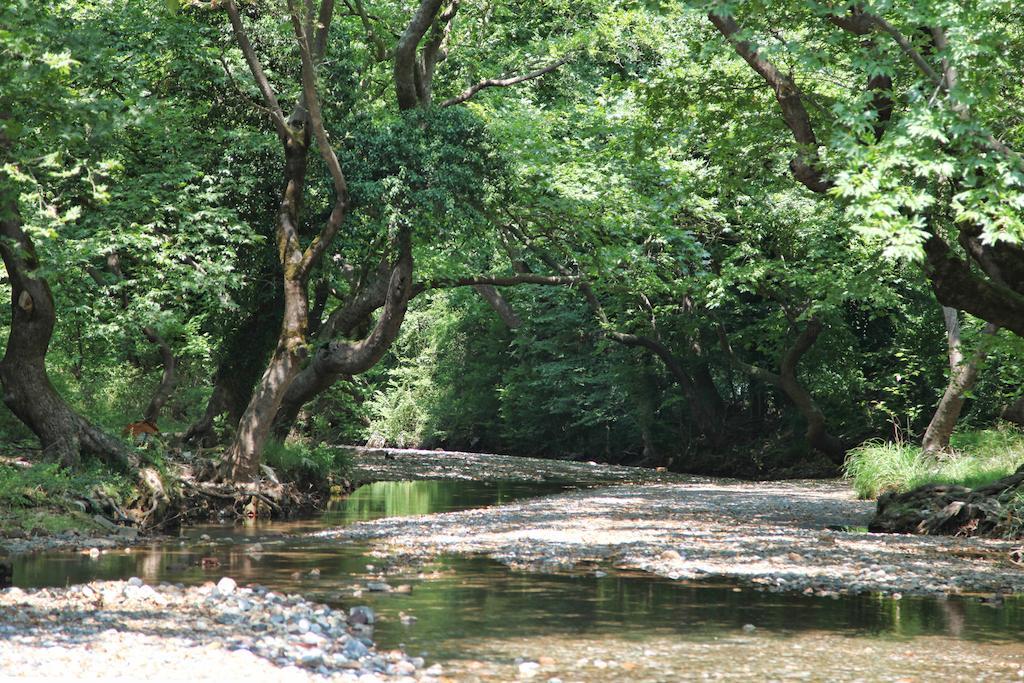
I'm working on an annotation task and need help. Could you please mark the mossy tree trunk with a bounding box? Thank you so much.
[0,146,134,471]
[220,0,348,482]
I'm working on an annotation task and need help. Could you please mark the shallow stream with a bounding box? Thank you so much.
[13,480,1024,680]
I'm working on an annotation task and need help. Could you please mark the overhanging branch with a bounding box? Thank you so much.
[707,11,833,193]
[412,272,579,296]
[441,56,571,107]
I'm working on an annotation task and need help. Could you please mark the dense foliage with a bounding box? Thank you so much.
[4,0,1024,496]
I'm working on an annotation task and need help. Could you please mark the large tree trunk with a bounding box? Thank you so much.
[272,234,413,438]
[922,307,998,453]
[223,270,310,480]
[220,0,347,482]
[0,186,134,470]
[269,258,391,438]
[222,140,311,480]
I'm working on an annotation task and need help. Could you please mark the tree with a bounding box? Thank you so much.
[699,2,1024,337]
[259,0,575,441]
[921,308,997,453]
[217,0,357,481]
[0,4,134,469]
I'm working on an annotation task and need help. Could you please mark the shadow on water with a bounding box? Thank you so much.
[12,479,1024,663]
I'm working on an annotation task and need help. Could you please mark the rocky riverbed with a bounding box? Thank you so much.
[0,577,437,681]
[317,478,1024,598]
[346,446,702,486]
[1,525,156,556]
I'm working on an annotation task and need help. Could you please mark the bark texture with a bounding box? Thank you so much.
[221,0,347,482]
[921,308,997,453]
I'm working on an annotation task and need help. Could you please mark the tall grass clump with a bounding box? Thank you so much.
[844,440,928,499]
[845,428,1024,499]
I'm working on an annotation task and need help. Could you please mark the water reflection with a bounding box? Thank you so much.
[11,479,1024,671]
[12,480,572,591]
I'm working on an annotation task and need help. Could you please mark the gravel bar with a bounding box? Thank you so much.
[0,578,440,681]
[347,447,708,485]
[317,478,1024,597]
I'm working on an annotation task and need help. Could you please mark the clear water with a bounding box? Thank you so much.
[12,480,1024,680]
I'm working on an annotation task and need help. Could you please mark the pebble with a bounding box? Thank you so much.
[344,638,371,659]
[0,578,422,681]
[320,470,1024,599]
[349,606,375,625]
[518,661,540,678]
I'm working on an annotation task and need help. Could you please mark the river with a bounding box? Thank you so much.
[12,479,1024,680]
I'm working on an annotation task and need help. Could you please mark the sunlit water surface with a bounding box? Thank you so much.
[13,479,1024,681]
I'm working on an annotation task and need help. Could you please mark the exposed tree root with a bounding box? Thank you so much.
[870,464,1024,537]
[172,459,328,525]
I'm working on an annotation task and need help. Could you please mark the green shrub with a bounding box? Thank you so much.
[261,440,351,483]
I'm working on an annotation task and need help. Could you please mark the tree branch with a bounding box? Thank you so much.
[707,11,833,193]
[224,0,292,142]
[394,0,445,110]
[417,0,459,106]
[347,0,388,60]
[472,284,522,329]
[868,14,944,88]
[412,272,578,296]
[289,0,349,278]
[441,56,571,107]
[923,233,1024,337]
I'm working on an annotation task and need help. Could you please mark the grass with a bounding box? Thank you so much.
[0,461,133,536]
[844,428,1024,499]
[0,462,131,508]
[261,440,352,484]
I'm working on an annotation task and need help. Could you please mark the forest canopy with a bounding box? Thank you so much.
[3,0,1024,518]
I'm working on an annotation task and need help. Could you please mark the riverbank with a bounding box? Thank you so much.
[318,475,1024,597]
[0,577,435,681]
